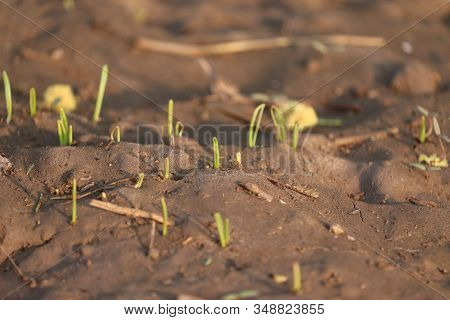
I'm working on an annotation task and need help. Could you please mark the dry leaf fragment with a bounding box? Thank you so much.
[271,274,288,284]
[239,182,273,202]
[0,154,13,174]
[330,224,345,235]
[44,84,77,112]
[418,154,448,168]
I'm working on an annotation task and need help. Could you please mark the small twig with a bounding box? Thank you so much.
[34,192,43,213]
[89,199,172,225]
[50,177,134,200]
[147,220,156,258]
[267,177,319,198]
[333,127,399,147]
[239,182,273,202]
[135,35,385,57]
[407,197,438,208]
[0,245,37,287]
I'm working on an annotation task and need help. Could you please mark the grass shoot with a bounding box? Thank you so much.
[71,177,77,225]
[270,106,286,142]
[419,115,426,144]
[175,120,184,137]
[214,212,230,248]
[110,126,121,142]
[248,103,265,148]
[167,99,174,137]
[92,64,109,123]
[292,262,302,294]
[135,173,145,189]
[2,71,12,124]
[213,137,220,169]
[57,109,73,146]
[161,197,168,236]
[29,87,37,118]
[164,156,170,180]
[291,122,300,150]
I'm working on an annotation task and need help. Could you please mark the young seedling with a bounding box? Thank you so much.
[248,103,265,148]
[161,197,168,236]
[163,156,170,180]
[135,173,145,189]
[175,120,184,137]
[71,177,77,225]
[167,99,174,137]
[110,126,121,142]
[213,137,220,169]
[2,71,12,124]
[92,64,109,123]
[419,115,426,144]
[292,262,302,294]
[270,106,286,142]
[214,212,230,248]
[57,109,73,146]
[235,151,241,166]
[29,87,36,118]
[291,122,300,150]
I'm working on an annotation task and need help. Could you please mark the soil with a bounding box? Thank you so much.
[0,0,449,299]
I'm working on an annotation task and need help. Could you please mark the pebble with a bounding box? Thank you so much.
[80,246,94,257]
[391,61,441,95]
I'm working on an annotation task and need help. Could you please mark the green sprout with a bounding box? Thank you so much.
[135,173,145,189]
[2,71,12,124]
[214,212,230,248]
[57,109,73,146]
[163,156,170,180]
[92,64,109,123]
[248,104,265,148]
[270,106,286,142]
[175,120,184,137]
[291,122,300,150]
[29,87,36,118]
[213,137,220,169]
[110,125,121,142]
[419,115,426,144]
[161,197,168,236]
[167,99,174,137]
[71,177,77,225]
[292,262,302,294]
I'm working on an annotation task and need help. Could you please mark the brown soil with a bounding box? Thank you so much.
[0,0,449,299]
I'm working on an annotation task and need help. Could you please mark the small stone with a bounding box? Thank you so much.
[80,246,94,257]
[149,249,160,260]
[330,224,345,235]
[401,41,413,54]
[391,61,441,95]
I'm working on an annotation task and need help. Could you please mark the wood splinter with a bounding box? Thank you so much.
[239,182,273,202]
[333,127,399,147]
[89,199,172,225]
[267,177,319,199]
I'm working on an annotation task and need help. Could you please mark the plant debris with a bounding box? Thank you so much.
[330,224,345,235]
[407,197,438,208]
[418,154,448,168]
[267,177,319,198]
[0,154,13,174]
[239,182,273,202]
[89,199,171,225]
